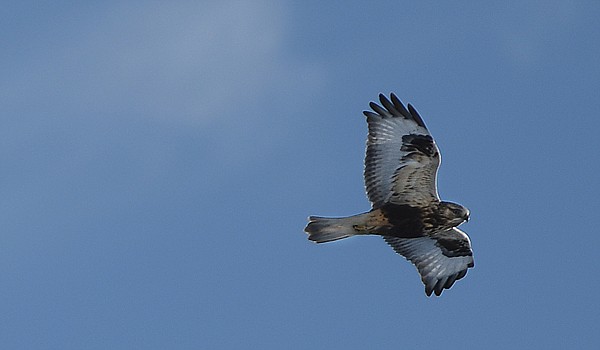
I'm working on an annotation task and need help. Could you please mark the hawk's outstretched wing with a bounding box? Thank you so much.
[363,93,441,208]
[384,228,474,296]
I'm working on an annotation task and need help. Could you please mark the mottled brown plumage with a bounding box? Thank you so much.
[305,93,474,296]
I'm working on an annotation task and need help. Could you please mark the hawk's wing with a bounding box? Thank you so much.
[384,228,474,296]
[363,93,441,208]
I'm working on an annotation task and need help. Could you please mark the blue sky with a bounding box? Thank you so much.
[2,1,599,348]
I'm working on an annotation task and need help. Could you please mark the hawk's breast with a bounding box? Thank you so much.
[378,203,430,238]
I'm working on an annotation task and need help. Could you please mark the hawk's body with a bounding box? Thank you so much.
[305,93,474,296]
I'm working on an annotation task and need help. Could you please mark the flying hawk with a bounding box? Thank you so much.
[305,93,474,296]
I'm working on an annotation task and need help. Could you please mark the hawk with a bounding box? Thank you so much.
[305,93,474,296]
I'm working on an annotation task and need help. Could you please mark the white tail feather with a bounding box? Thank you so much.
[304,215,363,243]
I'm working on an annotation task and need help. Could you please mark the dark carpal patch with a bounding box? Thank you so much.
[435,238,473,258]
[401,134,436,157]
[379,203,426,238]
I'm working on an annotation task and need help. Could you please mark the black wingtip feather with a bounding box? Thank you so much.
[363,110,376,118]
[444,274,459,289]
[369,101,389,117]
[368,93,428,130]
[379,94,399,115]
[434,279,446,296]
[390,93,411,118]
[407,103,427,128]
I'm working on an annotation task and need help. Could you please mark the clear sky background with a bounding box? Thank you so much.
[2,1,599,349]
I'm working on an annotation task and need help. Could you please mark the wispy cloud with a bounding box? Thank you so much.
[0,1,327,232]
[1,0,327,189]
[3,1,324,126]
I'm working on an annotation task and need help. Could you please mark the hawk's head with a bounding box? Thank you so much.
[438,201,470,227]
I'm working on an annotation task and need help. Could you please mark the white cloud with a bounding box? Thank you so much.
[4,1,325,126]
[0,1,327,210]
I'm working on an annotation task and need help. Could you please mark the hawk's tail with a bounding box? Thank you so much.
[304,215,364,243]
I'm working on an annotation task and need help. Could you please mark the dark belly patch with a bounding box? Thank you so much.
[378,203,426,238]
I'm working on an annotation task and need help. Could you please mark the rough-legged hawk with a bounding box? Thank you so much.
[305,93,474,296]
